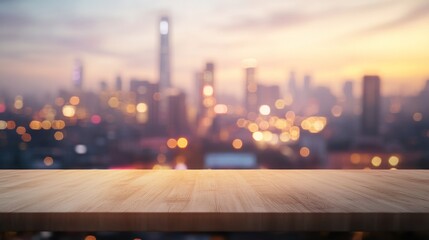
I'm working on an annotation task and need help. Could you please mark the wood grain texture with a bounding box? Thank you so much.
[0,170,428,231]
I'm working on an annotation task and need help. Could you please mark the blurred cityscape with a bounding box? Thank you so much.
[1,15,429,171]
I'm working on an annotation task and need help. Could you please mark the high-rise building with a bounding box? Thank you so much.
[362,75,381,136]
[287,71,297,97]
[130,79,160,126]
[342,80,354,115]
[115,75,122,91]
[167,89,189,136]
[199,62,215,115]
[196,62,216,136]
[244,60,258,114]
[72,59,83,90]
[158,16,171,125]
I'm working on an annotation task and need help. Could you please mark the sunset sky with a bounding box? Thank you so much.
[1,0,429,98]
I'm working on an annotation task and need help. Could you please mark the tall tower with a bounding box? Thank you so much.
[362,75,381,136]
[159,16,171,125]
[196,62,216,136]
[244,59,258,114]
[72,59,83,90]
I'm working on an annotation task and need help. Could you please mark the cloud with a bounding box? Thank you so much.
[359,2,429,34]
[219,1,392,32]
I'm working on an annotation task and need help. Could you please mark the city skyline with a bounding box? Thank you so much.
[1,0,429,97]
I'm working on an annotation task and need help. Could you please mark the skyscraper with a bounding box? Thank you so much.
[72,59,83,90]
[342,80,354,115]
[196,62,216,136]
[115,75,122,91]
[158,16,171,125]
[362,75,381,136]
[244,59,258,114]
[159,16,171,90]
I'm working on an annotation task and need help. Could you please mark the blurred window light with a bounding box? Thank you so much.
[0,120,8,130]
[14,95,23,110]
[203,85,214,97]
[214,104,228,114]
[160,20,169,34]
[299,147,310,158]
[177,137,188,148]
[69,96,80,105]
[252,131,263,141]
[388,156,399,166]
[232,139,243,149]
[7,121,16,130]
[259,105,271,116]
[136,103,148,113]
[274,99,285,109]
[54,131,64,141]
[43,156,54,166]
[108,97,120,108]
[75,144,87,154]
[166,138,177,149]
[21,133,31,142]
[90,115,101,124]
[331,105,343,117]
[371,156,382,167]
[29,120,42,130]
[62,105,76,117]
[413,112,423,122]
[16,126,26,135]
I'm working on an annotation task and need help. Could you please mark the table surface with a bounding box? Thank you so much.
[0,170,429,231]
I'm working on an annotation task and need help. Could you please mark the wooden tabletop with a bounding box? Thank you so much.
[0,170,428,231]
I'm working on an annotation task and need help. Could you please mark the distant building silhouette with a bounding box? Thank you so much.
[115,75,122,91]
[342,80,354,115]
[244,61,258,114]
[72,59,83,90]
[362,75,381,136]
[167,89,189,136]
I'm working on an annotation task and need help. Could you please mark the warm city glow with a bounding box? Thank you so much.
[371,156,382,167]
[108,97,120,108]
[166,138,177,149]
[252,131,263,141]
[259,105,271,116]
[214,104,228,114]
[54,131,64,141]
[21,133,31,142]
[62,105,76,117]
[350,153,361,164]
[16,126,26,135]
[29,120,42,130]
[301,117,327,134]
[136,103,148,113]
[388,156,400,166]
[413,112,423,122]
[300,147,310,158]
[14,96,23,110]
[69,96,80,105]
[43,156,54,166]
[232,139,243,149]
[41,120,52,130]
[0,120,7,130]
[331,105,343,117]
[203,85,214,97]
[177,137,188,149]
